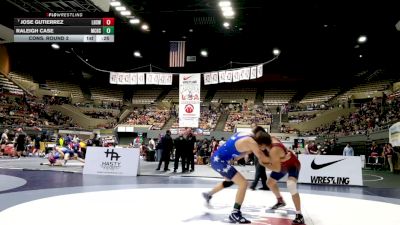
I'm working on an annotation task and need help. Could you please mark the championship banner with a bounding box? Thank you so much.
[257,64,263,78]
[233,69,240,82]
[130,73,138,85]
[137,73,145,84]
[179,73,201,128]
[219,71,226,83]
[146,73,153,84]
[298,155,363,186]
[117,72,124,84]
[250,66,257,79]
[203,73,211,85]
[123,73,130,84]
[83,147,140,176]
[239,68,245,80]
[243,67,250,80]
[211,72,219,84]
[226,70,233,82]
[110,72,117,84]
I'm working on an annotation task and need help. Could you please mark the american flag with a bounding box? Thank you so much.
[169,41,185,67]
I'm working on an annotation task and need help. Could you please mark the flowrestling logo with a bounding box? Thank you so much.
[100,149,121,170]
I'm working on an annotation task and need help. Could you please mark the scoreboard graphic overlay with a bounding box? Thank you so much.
[14,15,114,43]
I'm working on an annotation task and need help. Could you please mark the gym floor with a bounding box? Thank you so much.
[0,158,399,225]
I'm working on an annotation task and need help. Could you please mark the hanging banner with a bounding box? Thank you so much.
[146,73,153,84]
[166,73,173,85]
[226,70,233,82]
[117,73,124,84]
[243,67,250,80]
[239,68,245,80]
[250,66,257,79]
[211,72,219,84]
[257,64,263,78]
[137,73,145,84]
[233,69,240,82]
[110,72,117,84]
[179,73,201,128]
[130,73,138,85]
[219,71,226,83]
[123,73,130,84]
[204,73,211,85]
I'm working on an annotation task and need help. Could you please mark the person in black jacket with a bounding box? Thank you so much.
[186,131,197,172]
[174,134,187,173]
[250,123,269,190]
[156,130,174,171]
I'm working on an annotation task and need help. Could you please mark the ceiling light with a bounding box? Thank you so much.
[189,29,193,32]
[120,10,131,16]
[221,6,233,12]
[141,24,149,31]
[223,22,230,28]
[222,11,235,17]
[273,48,281,56]
[51,43,60,50]
[359,54,363,58]
[200,50,208,57]
[162,30,166,33]
[115,6,126,11]
[134,51,142,58]
[110,1,121,7]
[219,1,231,7]
[129,18,140,24]
[358,35,367,43]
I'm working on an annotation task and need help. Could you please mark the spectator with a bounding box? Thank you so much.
[219,137,226,147]
[156,130,173,172]
[384,143,394,172]
[343,143,354,156]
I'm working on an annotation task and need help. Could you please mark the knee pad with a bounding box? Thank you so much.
[287,180,298,195]
[222,181,234,188]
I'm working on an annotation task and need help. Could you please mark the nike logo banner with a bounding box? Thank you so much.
[311,158,345,170]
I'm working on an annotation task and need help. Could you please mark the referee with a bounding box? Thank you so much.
[250,123,269,190]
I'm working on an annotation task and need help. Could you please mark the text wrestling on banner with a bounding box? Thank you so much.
[179,73,201,127]
[83,147,140,176]
[298,155,363,186]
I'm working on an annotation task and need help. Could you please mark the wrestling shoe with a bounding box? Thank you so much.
[292,214,305,225]
[202,192,212,205]
[229,210,251,224]
[270,201,286,210]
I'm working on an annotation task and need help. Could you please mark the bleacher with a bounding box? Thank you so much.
[200,88,207,102]
[337,80,391,101]
[8,72,34,83]
[46,80,84,100]
[263,89,296,105]
[224,110,272,132]
[163,88,179,102]
[300,89,339,104]
[0,74,24,95]
[132,88,162,104]
[90,86,123,102]
[213,88,256,103]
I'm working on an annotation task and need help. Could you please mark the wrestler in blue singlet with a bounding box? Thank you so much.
[211,132,251,179]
